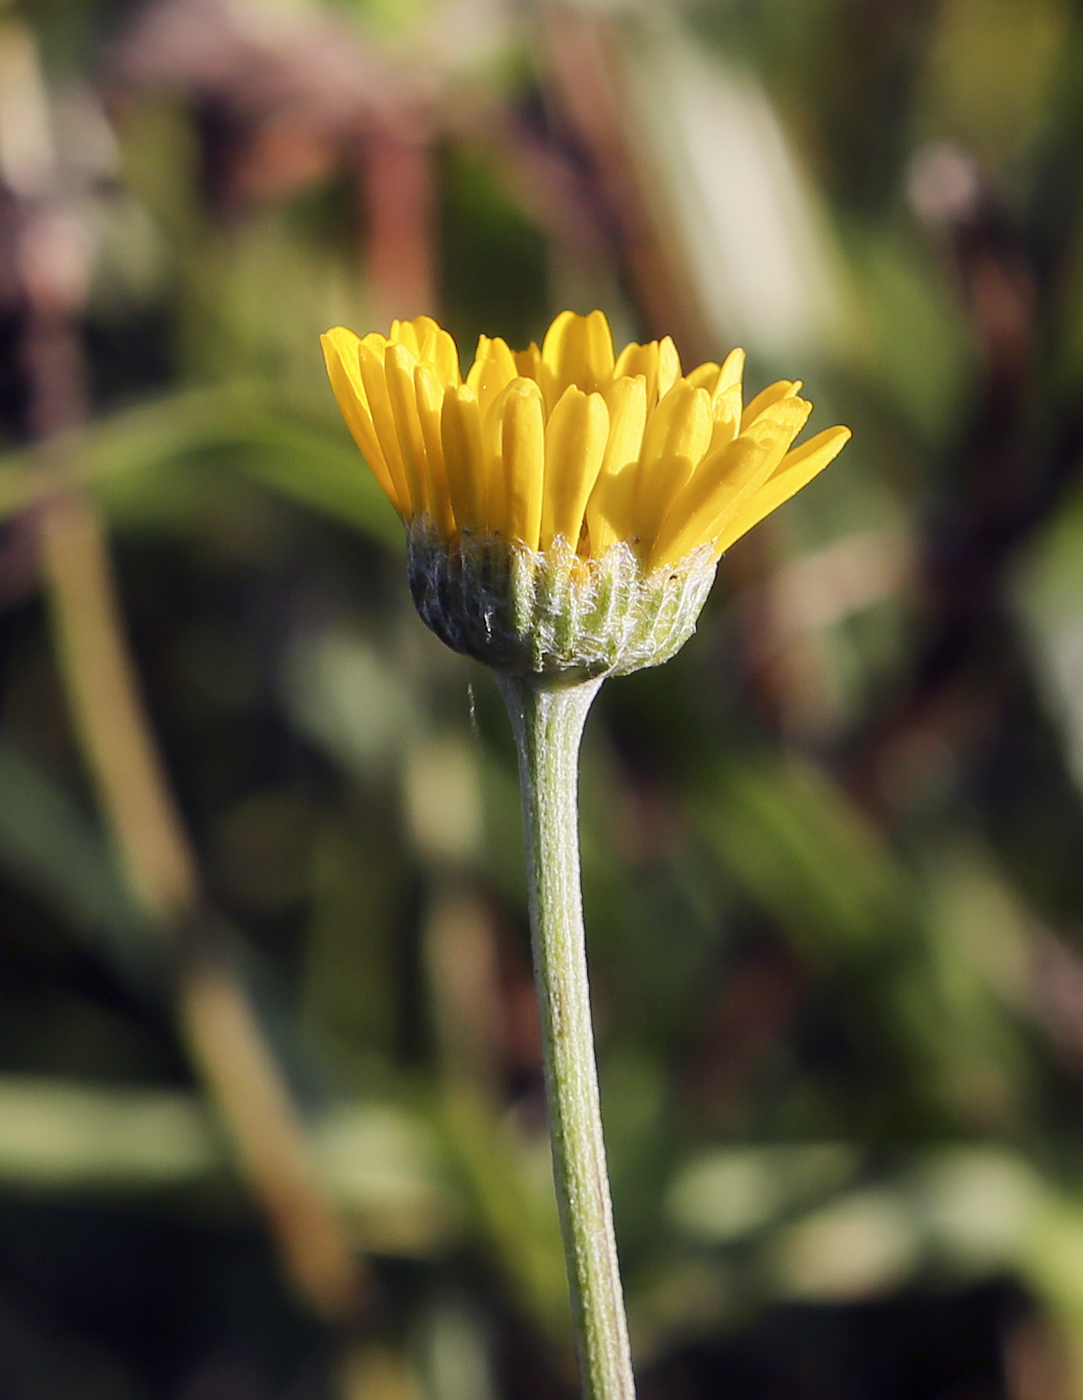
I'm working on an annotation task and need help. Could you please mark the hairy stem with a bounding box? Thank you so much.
[498,671,635,1400]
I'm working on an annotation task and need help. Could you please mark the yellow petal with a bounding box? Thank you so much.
[613,335,682,408]
[707,384,742,457]
[698,346,745,434]
[498,378,545,550]
[322,326,372,405]
[516,341,543,385]
[385,343,430,518]
[389,319,420,357]
[614,340,658,401]
[686,347,745,401]
[712,426,851,557]
[585,375,647,553]
[657,336,682,399]
[540,386,609,549]
[741,378,802,431]
[717,346,745,394]
[320,329,403,516]
[408,315,461,387]
[742,396,813,475]
[465,334,492,391]
[358,340,412,514]
[686,361,720,390]
[654,389,812,566]
[360,331,391,361]
[632,380,712,543]
[541,310,615,402]
[466,336,518,420]
[441,385,487,534]
[649,434,777,568]
[481,386,507,532]
[651,407,809,567]
[415,363,455,538]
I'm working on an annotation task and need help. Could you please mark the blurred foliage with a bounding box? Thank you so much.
[4,0,1083,1397]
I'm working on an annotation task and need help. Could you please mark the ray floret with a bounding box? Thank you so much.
[322,311,848,572]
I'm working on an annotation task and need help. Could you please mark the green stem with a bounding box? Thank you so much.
[497,671,635,1400]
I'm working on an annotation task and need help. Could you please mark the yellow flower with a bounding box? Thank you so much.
[321,309,849,572]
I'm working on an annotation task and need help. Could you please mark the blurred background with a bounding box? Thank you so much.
[2,0,1083,1396]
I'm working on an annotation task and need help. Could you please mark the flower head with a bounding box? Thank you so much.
[322,311,849,677]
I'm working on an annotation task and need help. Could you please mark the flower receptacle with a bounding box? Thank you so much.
[407,518,718,681]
